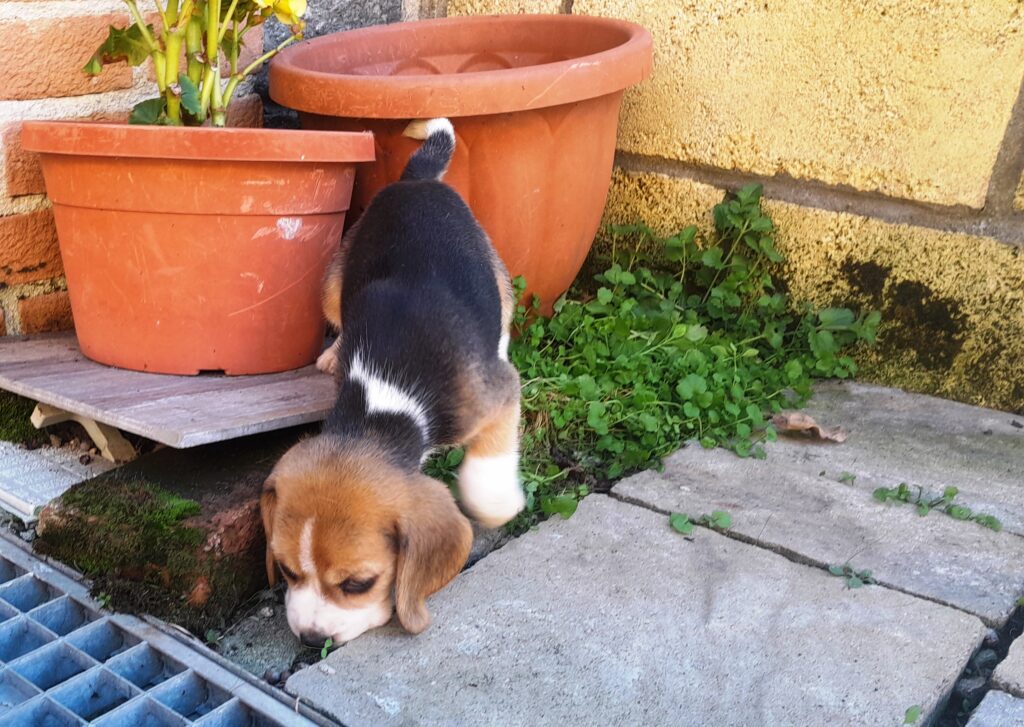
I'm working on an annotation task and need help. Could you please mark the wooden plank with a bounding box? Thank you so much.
[0,333,336,448]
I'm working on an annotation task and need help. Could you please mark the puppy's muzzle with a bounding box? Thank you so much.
[299,629,330,648]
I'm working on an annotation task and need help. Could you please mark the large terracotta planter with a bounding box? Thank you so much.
[21,122,374,375]
[269,14,652,313]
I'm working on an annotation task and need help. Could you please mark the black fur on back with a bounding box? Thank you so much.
[322,176,502,471]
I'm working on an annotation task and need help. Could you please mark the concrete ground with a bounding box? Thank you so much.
[281,381,1024,726]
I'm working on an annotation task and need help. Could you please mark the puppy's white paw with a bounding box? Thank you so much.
[316,345,340,375]
[458,453,525,528]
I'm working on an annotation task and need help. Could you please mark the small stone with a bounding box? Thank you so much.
[955,675,987,703]
[49,434,62,448]
[68,438,80,450]
[984,629,1000,647]
[279,669,293,683]
[79,454,92,465]
[78,440,90,452]
[18,529,35,543]
[293,661,310,672]
[974,648,999,673]
[263,667,281,684]
[318,663,336,675]
[89,448,97,455]
[258,606,274,618]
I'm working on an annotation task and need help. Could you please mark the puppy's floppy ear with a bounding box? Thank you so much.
[394,477,473,634]
[260,478,278,587]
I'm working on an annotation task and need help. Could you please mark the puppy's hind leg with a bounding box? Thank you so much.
[317,243,346,376]
[458,374,525,529]
[316,337,343,376]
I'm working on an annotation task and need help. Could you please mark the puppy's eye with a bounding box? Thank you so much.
[279,564,298,581]
[339,576,377,595]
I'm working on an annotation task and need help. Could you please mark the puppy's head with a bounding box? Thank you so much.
[261,436,472,645]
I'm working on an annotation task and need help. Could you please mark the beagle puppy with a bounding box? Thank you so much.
[261,118,525,646]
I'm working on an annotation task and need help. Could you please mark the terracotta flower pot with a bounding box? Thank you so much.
[21,122,374,375]
[269,14,652,313]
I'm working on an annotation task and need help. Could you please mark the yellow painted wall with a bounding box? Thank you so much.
[447,0,1024,411]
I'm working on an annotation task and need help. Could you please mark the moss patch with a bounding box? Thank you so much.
[35,474,263,633]
[0,392,43,445]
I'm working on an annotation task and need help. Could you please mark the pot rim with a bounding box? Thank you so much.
[269,14,653,119]
[21,121,376,162]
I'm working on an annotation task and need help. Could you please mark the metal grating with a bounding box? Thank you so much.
[0,534,323,726]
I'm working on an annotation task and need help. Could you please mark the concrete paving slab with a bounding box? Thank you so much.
[614,445,1024,626]
[771,381,1024,536]
[966,690,1024,726]
[0,440,114,520]
[614,383,1024,626]
[287,496,984,727]
[993,636,1024,698]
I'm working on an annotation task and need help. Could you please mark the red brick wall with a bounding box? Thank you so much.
[0,0,262,336]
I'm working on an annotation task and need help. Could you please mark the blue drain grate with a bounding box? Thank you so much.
[0,534,323,726]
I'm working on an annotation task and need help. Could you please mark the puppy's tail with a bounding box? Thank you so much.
[401,118,455,181]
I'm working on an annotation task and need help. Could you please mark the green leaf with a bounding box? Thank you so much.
[669,512,693,535]
[178,73,202,115]
[745,404,764,426]
[846,576,863,589]
[828,565,845,576]
[129,97,164,125]
[709,510,732,530]
[586,402,609,435]
[701,248,725,270]
[903,705,922,724]
[916,503,930,516]
[947,505,972,520]
[638,413,659,432]
[685,324,708,343]
[541,495,578,519]
[321,637,333,659]
[817,308,856,328]
[82,56,103,75]
[444,448,465,468]
[676,373,707,400]
[596,287,613,304]
[87,23,153,72]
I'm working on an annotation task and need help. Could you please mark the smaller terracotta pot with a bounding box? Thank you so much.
[22,122,374,375]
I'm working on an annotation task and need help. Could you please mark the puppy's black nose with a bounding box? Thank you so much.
[300,631,329,648]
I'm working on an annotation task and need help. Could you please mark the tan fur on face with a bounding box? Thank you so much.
[261,435,472,640]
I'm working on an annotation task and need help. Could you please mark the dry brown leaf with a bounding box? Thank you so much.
[771,411,848,443]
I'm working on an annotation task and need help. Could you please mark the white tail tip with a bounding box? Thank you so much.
[403,117,454,141]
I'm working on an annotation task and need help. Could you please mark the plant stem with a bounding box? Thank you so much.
[124,0,159,52]
[175,0,194,31]
[240,33,299,78]
[165,90,182,124]
[217,0,240,43]
[221,34,298,111]
[186,15,203,85]
[154,0,169,26]
[163,30,183,90]
[206,0,220,65]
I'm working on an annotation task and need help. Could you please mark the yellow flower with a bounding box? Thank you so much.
[272,0,306,26]
[251,0,305,27]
